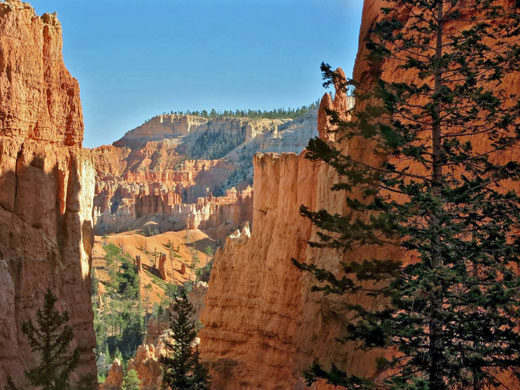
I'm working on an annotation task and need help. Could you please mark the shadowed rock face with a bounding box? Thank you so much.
[198,1,520,390]
[0,1,96,387]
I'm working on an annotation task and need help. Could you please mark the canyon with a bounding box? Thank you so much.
[94,68,358,389]
[0,0,96,386]
[1,0,519,389]
[91,109,321,240]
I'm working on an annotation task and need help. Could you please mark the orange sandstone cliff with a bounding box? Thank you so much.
[198,1,520,389]
[91,110,318,238]
[0,0,96,386]
[197,22,367,390]
[198,113,371,390]
[91,140,251,239]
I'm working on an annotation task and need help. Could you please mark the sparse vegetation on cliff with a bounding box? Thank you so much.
[121,369,140,390]
[188,128,246,159]
[295,1,520,389]
[93,244,145,369]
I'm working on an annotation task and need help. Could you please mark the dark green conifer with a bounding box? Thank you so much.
[190,347,210,390]
[21,288,79,390]
[294,1,520,389]
[160,290,210,390]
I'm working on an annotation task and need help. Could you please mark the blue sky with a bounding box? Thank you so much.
[30,0,364,148]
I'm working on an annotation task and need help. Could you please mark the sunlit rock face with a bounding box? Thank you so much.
[198,107,361,390]
[102,359,123,390]
[91,109,318,238]
[0,0,96,386]
[198,0,520,389]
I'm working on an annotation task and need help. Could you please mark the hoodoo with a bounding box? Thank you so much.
[91,109,318,238]
[0,0,96,386]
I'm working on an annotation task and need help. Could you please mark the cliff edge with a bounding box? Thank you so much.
[0,0,96,386]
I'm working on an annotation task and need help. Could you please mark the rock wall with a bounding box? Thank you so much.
[113,114,208,148]
[0,1,96,387]
[91,141,242,235]
[95,183,252,242]
[91,125,253,239]
[198,76,360,388]
[198,1,520,389]
[92,143,235,212]
[91,110,318,236]
[198,151,368,390]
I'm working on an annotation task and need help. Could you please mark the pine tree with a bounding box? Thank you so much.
[191,250,200,270]
[160,290,210,390]
[190,347,210,390]
[144,283,153,315]
[114,348,123,363]
[20,288,80,390]
[95,244,145,364]
[104,344,111,364]
[294,1,520,389]
[91,271,99,299]
[122,369,141,390]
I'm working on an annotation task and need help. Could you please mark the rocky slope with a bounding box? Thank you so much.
[101,281,208,390]
[198,1,520,390]
[0,1,96,387]
[91,110,319,237]
[92,230,214,307]
[95,230,212,390]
